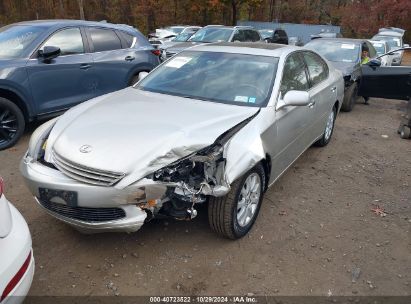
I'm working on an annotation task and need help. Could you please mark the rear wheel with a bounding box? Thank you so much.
[315,105,336,147]
[208,164,265,239]
[341,82,358,112]
[0,98,25,150]
[400,126,411,139]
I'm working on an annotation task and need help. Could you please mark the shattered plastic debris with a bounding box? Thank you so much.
[371,205,387,217]
[351,267,361,283]
[278,210,287,216]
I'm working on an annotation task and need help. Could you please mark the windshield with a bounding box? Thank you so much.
[0,25,45,59]
[173,32,194,42]
[259,30,273,39]
[371,42,386,55]
[188,28,233,43]
[137,51,278,107]
[166,27,184,34]
[372,35,402,49]
[306,41,360,63]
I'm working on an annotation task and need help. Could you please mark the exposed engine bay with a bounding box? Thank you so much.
[135,111,260,222]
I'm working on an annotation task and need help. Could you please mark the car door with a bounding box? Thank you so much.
[301,51,335,136]
[26,27,95,115]
[359,51,411,101]
[268,52,315,181]
[85,27,132,96]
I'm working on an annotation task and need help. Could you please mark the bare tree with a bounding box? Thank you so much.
[78,0,85,20]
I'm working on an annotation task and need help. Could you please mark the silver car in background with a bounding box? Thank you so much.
[21,43,343,239]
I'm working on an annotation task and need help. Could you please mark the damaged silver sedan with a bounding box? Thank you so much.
[20,43,344,239]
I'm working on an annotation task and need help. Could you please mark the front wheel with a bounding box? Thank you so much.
[0,98,25,150]
[400,125,411,139]
[315,105,336,147]
[208,164,265,239]
[341,82,358,112]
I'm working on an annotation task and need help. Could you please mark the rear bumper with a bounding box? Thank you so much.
[3,252,34,304]
[0,202,34,304]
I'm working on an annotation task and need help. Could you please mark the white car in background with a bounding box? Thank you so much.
[370,40,393,66]
[0,177,34,304]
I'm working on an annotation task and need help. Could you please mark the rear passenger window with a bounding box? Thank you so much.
[249,30,261,42]
[120,32,137,48]
[89,28,122,52]
[302,52,329,87]
[280,53,309,96]
[43,27,84,55]
[232,30,245,42]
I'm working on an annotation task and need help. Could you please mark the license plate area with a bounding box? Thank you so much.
[39,188,78,207]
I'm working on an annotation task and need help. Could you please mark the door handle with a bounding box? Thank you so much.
[331,86,337,92]
[308,100,316,108]
[125,56,135,61]
[80,64,92,70]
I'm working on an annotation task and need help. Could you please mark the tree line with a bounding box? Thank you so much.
[0,0,410,41]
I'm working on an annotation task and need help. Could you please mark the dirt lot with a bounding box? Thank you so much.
[0,98,410,298]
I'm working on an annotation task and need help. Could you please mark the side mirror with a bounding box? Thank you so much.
[277,90,310,110]
[38,46,61,62]
[138,71,149,81]
[368,59,381,67]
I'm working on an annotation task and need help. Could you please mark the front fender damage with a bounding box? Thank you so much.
[127,110,262,221]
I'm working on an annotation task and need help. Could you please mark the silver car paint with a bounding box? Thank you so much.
[21,44,344,233]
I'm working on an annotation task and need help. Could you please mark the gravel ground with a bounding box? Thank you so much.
[0,97,410,298]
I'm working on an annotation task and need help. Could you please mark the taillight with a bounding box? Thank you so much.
[151,49,161,56]
[0,177,3,198]
[1,251,31,302]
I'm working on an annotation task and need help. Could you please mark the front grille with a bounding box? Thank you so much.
[166,51,176,58]
[52,150,125,187]
[39,199,126,222]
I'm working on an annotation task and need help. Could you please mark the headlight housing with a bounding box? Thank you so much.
[152,144,223,184]
[27,118,58,160]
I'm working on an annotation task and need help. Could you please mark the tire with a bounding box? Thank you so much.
[341,82,358,112]
[0,97,25,150]
[315,105,337,147]
[208,163,265,239]
[400,126,411,139]
[129,73,142,86]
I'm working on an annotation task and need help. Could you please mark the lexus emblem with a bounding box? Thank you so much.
[79,145,92,153]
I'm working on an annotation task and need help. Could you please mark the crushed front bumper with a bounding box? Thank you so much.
[20,155,150,233]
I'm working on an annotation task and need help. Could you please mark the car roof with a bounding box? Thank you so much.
[12,19,137,32]
[203,25,256,30]
[307,38,367,44]
[188,42,292,57]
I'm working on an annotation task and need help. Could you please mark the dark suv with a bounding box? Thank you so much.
[259,28,288,44]
[0,20,160,150]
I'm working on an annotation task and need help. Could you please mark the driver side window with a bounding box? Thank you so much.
[280,53,309,97]
[42,27,84,56]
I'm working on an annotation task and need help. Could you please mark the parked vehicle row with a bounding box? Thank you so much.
[160,25,262,60]
[1,19,409,301]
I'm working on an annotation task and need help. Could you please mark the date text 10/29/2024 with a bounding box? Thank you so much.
[150,296,257,303]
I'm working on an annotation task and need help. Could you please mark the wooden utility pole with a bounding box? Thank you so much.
[78,0,85,20]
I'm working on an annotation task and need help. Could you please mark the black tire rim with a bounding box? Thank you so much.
[0,108,18,145]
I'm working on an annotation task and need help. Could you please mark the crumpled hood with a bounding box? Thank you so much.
[46,88,258,185]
